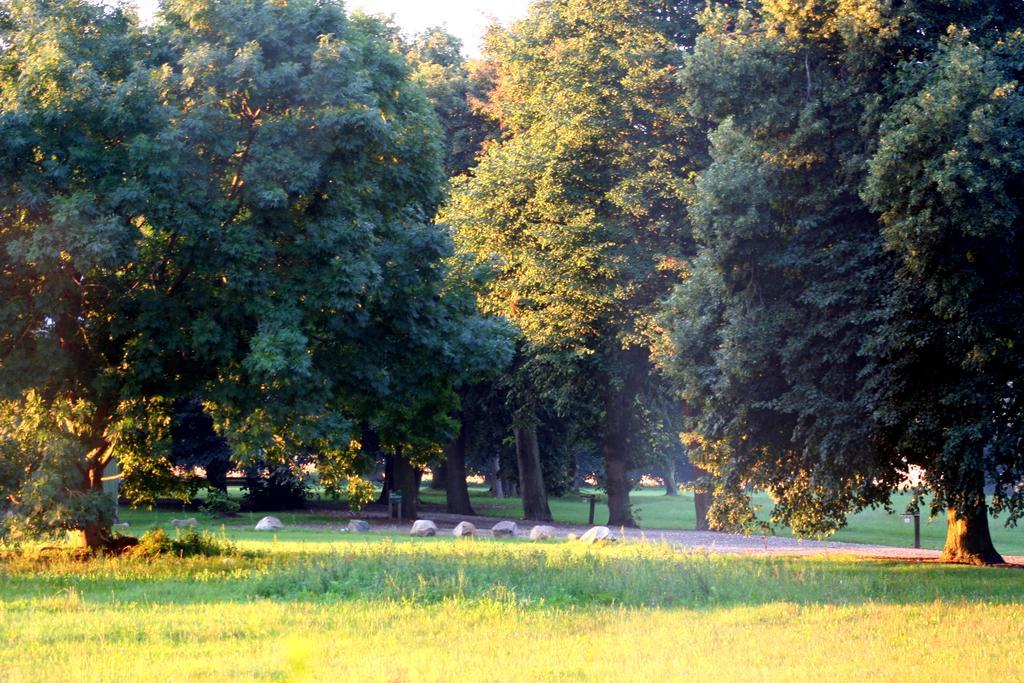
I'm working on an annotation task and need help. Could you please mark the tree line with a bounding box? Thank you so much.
[1,0,1022,565]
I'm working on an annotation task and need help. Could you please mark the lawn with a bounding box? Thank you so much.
[1,536,1022,682]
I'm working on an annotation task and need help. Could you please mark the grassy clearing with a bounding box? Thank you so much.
[1,538,1022,681]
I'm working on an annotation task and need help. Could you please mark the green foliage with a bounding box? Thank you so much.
[444,0,702,523]
[864,28,1024,525]
[199,489,240,517]
[0,0,503,544]
[134,527,238,558]
[660,0,1024,551]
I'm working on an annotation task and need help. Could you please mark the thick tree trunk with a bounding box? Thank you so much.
[663,461,679,496]
[445,428,475,515]
[602,388,635,528]
[76,459,112,550]
[694,491,713,531]
[600,348,647,528]
[391,452,419,520]
[941,506,1004,565]
[514,422,552,522]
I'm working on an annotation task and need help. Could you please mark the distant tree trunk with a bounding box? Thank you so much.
[392,450,419,520]
[514,422,552,522]
[490,456,505,498]
[445,426,475,515]
[663,460,679,496]
[941,506,1004,565]
[430,462,447,490]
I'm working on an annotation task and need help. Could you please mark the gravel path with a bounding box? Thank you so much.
[329,508,1024,565]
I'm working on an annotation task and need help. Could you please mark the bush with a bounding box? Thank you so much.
[134,527,237,558]
[199,489,241,517]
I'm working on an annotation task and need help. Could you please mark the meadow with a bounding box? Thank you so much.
[2,534,1024,682]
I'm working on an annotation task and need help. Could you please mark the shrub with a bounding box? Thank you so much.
[199,489,241,517]
[134,527,237,558]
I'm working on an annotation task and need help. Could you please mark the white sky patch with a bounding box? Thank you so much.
[131,0,532,57]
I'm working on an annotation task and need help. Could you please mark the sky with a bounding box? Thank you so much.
[133,0,533,57]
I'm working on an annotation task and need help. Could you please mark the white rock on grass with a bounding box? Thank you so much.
[578,526,614,544]
[529,525,556,541]
[254,516,284,531]
[491,521,518,537]
[347,519,371,533]
[171,518,198,528]
[112,522,130,530]
[452,521,476,538]
[410,520,438,537]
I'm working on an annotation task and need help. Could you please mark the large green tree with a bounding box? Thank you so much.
[864,28,1024,564]
[445,0,702,526]
[661,0,1024,564]
[0,0,482,547]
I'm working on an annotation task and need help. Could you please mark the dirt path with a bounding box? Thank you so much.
[318,507,1024,566]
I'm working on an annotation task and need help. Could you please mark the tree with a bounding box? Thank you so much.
[0,0,468,548]
[405,26,499,176]
[445,0,701,526]
[864,29,1024,564]
[661,1,1024,563]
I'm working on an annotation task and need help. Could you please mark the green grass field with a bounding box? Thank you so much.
[1,535,1022,682]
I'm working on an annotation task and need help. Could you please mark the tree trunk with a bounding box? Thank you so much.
[941,506,1004,565]
[602,387,635,528]
[514,422,552,522]
[430,462,447,490]
[375,452,393,505]
[694,491,713,531]
[663,460,679,496]
[76,459,112,550]
[693,465,713,531]
[392,451,419,520]
[445,428,475,515]
[490,456,505,498]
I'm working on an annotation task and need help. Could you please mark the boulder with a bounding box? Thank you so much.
[452,521,476,538]
[578,526,614,544]
[529,525,556,541]
[112,522,131,530]
[254,516,284,531]
[171,518,198,528]
[347,519,371,534]
[410,520,438,537]
[491,520,518,537]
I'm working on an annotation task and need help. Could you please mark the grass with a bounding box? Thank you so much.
[1,536,1023,681]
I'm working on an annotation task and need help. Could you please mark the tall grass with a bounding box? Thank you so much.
[1,538,1021,682]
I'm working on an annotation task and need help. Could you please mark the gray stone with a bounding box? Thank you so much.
[529,525,556,540]
[452,521,476,538]
[578,526,614,544]
[491,520,518,537]
[171,517,198,528]
[410,519,438,537]
[347,519,371,533]
[254,516,284,531]
[112,522,131,530]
